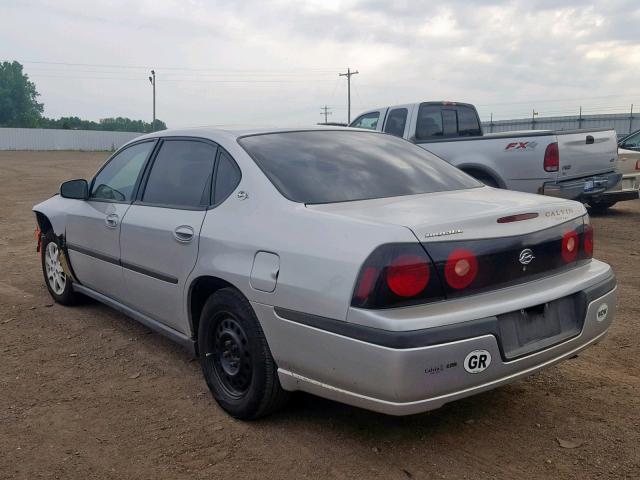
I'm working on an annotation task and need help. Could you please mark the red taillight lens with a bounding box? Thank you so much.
[544,142,559,172]
[444,249,478,289]
[583,224,594,257]
[635,159,640,171]
[386,254,430,297]
[351,244,444,308]
[354,266,379,301]
[561,230,579,262]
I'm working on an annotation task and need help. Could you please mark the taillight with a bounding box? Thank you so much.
[635,159,640,171]
[583,224,594,258]
[444,249,478,289]
[561,230,579,263]
[351,244,444,309]
[544,142,559,172]
[386,255,430,297]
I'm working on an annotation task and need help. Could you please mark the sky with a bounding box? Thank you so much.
[2,0,639,128]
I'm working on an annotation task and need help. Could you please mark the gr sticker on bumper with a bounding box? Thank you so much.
[464,350,491,373]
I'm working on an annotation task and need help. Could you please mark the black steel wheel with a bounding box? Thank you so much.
[198,288,289,419]
[211,315,253,397]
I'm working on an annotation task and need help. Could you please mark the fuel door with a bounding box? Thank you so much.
[250,251,280,293]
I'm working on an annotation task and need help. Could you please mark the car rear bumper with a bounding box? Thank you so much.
[542,172,622,201]
[254,264,616,416]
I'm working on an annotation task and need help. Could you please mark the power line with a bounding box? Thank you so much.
[18,60,339,73]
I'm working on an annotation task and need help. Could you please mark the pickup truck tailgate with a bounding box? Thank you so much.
[557,129,617,180]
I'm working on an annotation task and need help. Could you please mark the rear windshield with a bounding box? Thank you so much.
[238,130,480,204]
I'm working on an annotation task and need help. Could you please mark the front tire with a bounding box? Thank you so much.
[41,232,79,305]
[198,288,289,419]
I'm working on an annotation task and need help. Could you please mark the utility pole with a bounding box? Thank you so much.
[339,67,359,124]
[578,106,583,129]
[630,104,634,134]
[489,112,493,133]
[320,105,332,124]
[148,70,156,131]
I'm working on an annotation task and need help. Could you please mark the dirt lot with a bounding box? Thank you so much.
[0,151,639,479]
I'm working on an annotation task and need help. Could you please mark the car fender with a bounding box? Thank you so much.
[32,194,72,236]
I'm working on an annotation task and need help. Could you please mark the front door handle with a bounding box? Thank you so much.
[173,225,194,243]
[105,213,119,228]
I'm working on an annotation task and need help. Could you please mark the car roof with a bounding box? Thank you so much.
[133,125,374,143]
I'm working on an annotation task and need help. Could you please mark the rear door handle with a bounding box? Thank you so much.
[173,225,194,243]
[586,135,594,144]
[105,213,119,228]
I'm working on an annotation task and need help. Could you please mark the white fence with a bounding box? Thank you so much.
[482,113,639,137]
[0,128,142,151]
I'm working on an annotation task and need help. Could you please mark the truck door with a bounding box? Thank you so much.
[382,105,414,138]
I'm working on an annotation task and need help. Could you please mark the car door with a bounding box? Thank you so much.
[65,140,156,301]
[119,138,218,334]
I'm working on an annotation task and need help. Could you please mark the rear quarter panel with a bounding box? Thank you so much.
[418,134,558,194]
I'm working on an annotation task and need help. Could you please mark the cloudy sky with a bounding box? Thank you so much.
[2,0,639,127]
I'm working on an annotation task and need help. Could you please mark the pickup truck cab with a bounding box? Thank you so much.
[350,102,621,204]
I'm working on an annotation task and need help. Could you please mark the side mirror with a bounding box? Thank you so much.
[60,179,89,200]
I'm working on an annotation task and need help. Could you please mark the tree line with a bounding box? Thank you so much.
[0,61,166,132]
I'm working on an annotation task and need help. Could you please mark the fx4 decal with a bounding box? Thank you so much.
[505,141,538,151]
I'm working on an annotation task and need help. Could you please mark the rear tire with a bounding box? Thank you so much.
[588,200,617,213]
[41,232,80,306]
[198,288,289,419]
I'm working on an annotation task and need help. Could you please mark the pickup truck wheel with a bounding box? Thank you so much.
[41,232,79,306]
[588,201,617,213]
[198,288,289,419]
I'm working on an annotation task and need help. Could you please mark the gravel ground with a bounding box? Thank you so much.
[1,151,639,479]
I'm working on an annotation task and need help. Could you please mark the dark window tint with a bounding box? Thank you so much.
[350,112,380,130]
[383,108,408,137]
[239,131,480,204]
[214,150,241,204]
[415,105,443,140]
[142,140,216,208]
[416,104,481,140]
[91,141,154,202]
[442,110,457,136]
[457,106,481,136]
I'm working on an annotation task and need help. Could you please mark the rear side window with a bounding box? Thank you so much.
[415,105,444,139]
[383,108,408,137]
[142,140,216,208]
[239,130,480,204]
[213,150,241,204]
[350,112,380,130]
[416,104,481,140]
[91,141,154,202]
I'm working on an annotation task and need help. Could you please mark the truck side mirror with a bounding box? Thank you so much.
[60,179,89,200]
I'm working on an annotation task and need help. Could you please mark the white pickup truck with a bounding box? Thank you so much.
[349,101,621,204]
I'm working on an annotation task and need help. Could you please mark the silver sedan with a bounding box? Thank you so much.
[33,128,617,419]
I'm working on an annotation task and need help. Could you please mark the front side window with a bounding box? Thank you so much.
[90,141,154,202]
[142,140,216,208]
[239,131,480,204]
[383,108,408,137]
[350,112,380,130]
